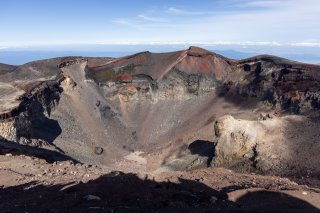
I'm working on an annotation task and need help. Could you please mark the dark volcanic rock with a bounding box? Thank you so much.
[236,55,320,113]
[94,147,103,155]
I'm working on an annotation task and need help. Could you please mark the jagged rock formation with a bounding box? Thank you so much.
[0,58,64,145]
[0,47,319,176]
[236,56,320,113]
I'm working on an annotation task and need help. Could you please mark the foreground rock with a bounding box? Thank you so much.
[0,154,319,212]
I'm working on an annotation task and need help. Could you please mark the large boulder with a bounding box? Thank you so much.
[213,115,259,166]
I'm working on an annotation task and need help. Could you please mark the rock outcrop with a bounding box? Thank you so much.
[213,115,258,167]
[213,114,320,176]
[235,55,320,113]
[0,81,62,145]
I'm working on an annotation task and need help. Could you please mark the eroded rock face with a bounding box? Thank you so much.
[0,80,63,145]
[213,115,258,166]
[236,56,320,113]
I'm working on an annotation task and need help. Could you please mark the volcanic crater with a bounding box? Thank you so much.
[1,46,320,212]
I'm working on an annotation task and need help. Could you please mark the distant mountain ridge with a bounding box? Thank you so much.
[1,46,319,65]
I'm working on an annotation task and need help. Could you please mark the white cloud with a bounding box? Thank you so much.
[238,0,286,8]
[137,14,167,22]
[291,42,320,47]
[113,0,320,43]
[112,18,130,25]
[1,40,320,48]
[166,7,223,16]
[2,0,320,46]
[167,7,181,14]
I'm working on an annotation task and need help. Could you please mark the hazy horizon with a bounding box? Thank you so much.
[1,44,320,65]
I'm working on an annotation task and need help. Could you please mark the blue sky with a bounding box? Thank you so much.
[1,0,320,47]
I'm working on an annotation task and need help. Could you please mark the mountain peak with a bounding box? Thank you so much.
[187,46,213,56]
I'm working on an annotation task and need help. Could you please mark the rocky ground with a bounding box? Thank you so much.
[0,153,319,212]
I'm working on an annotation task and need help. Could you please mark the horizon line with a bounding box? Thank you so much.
[1,41,320,49]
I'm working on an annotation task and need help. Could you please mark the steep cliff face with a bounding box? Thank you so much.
[0,80,63,146]
[0,58,65,145]
[0,47,320,175]
[235,55,320,113]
